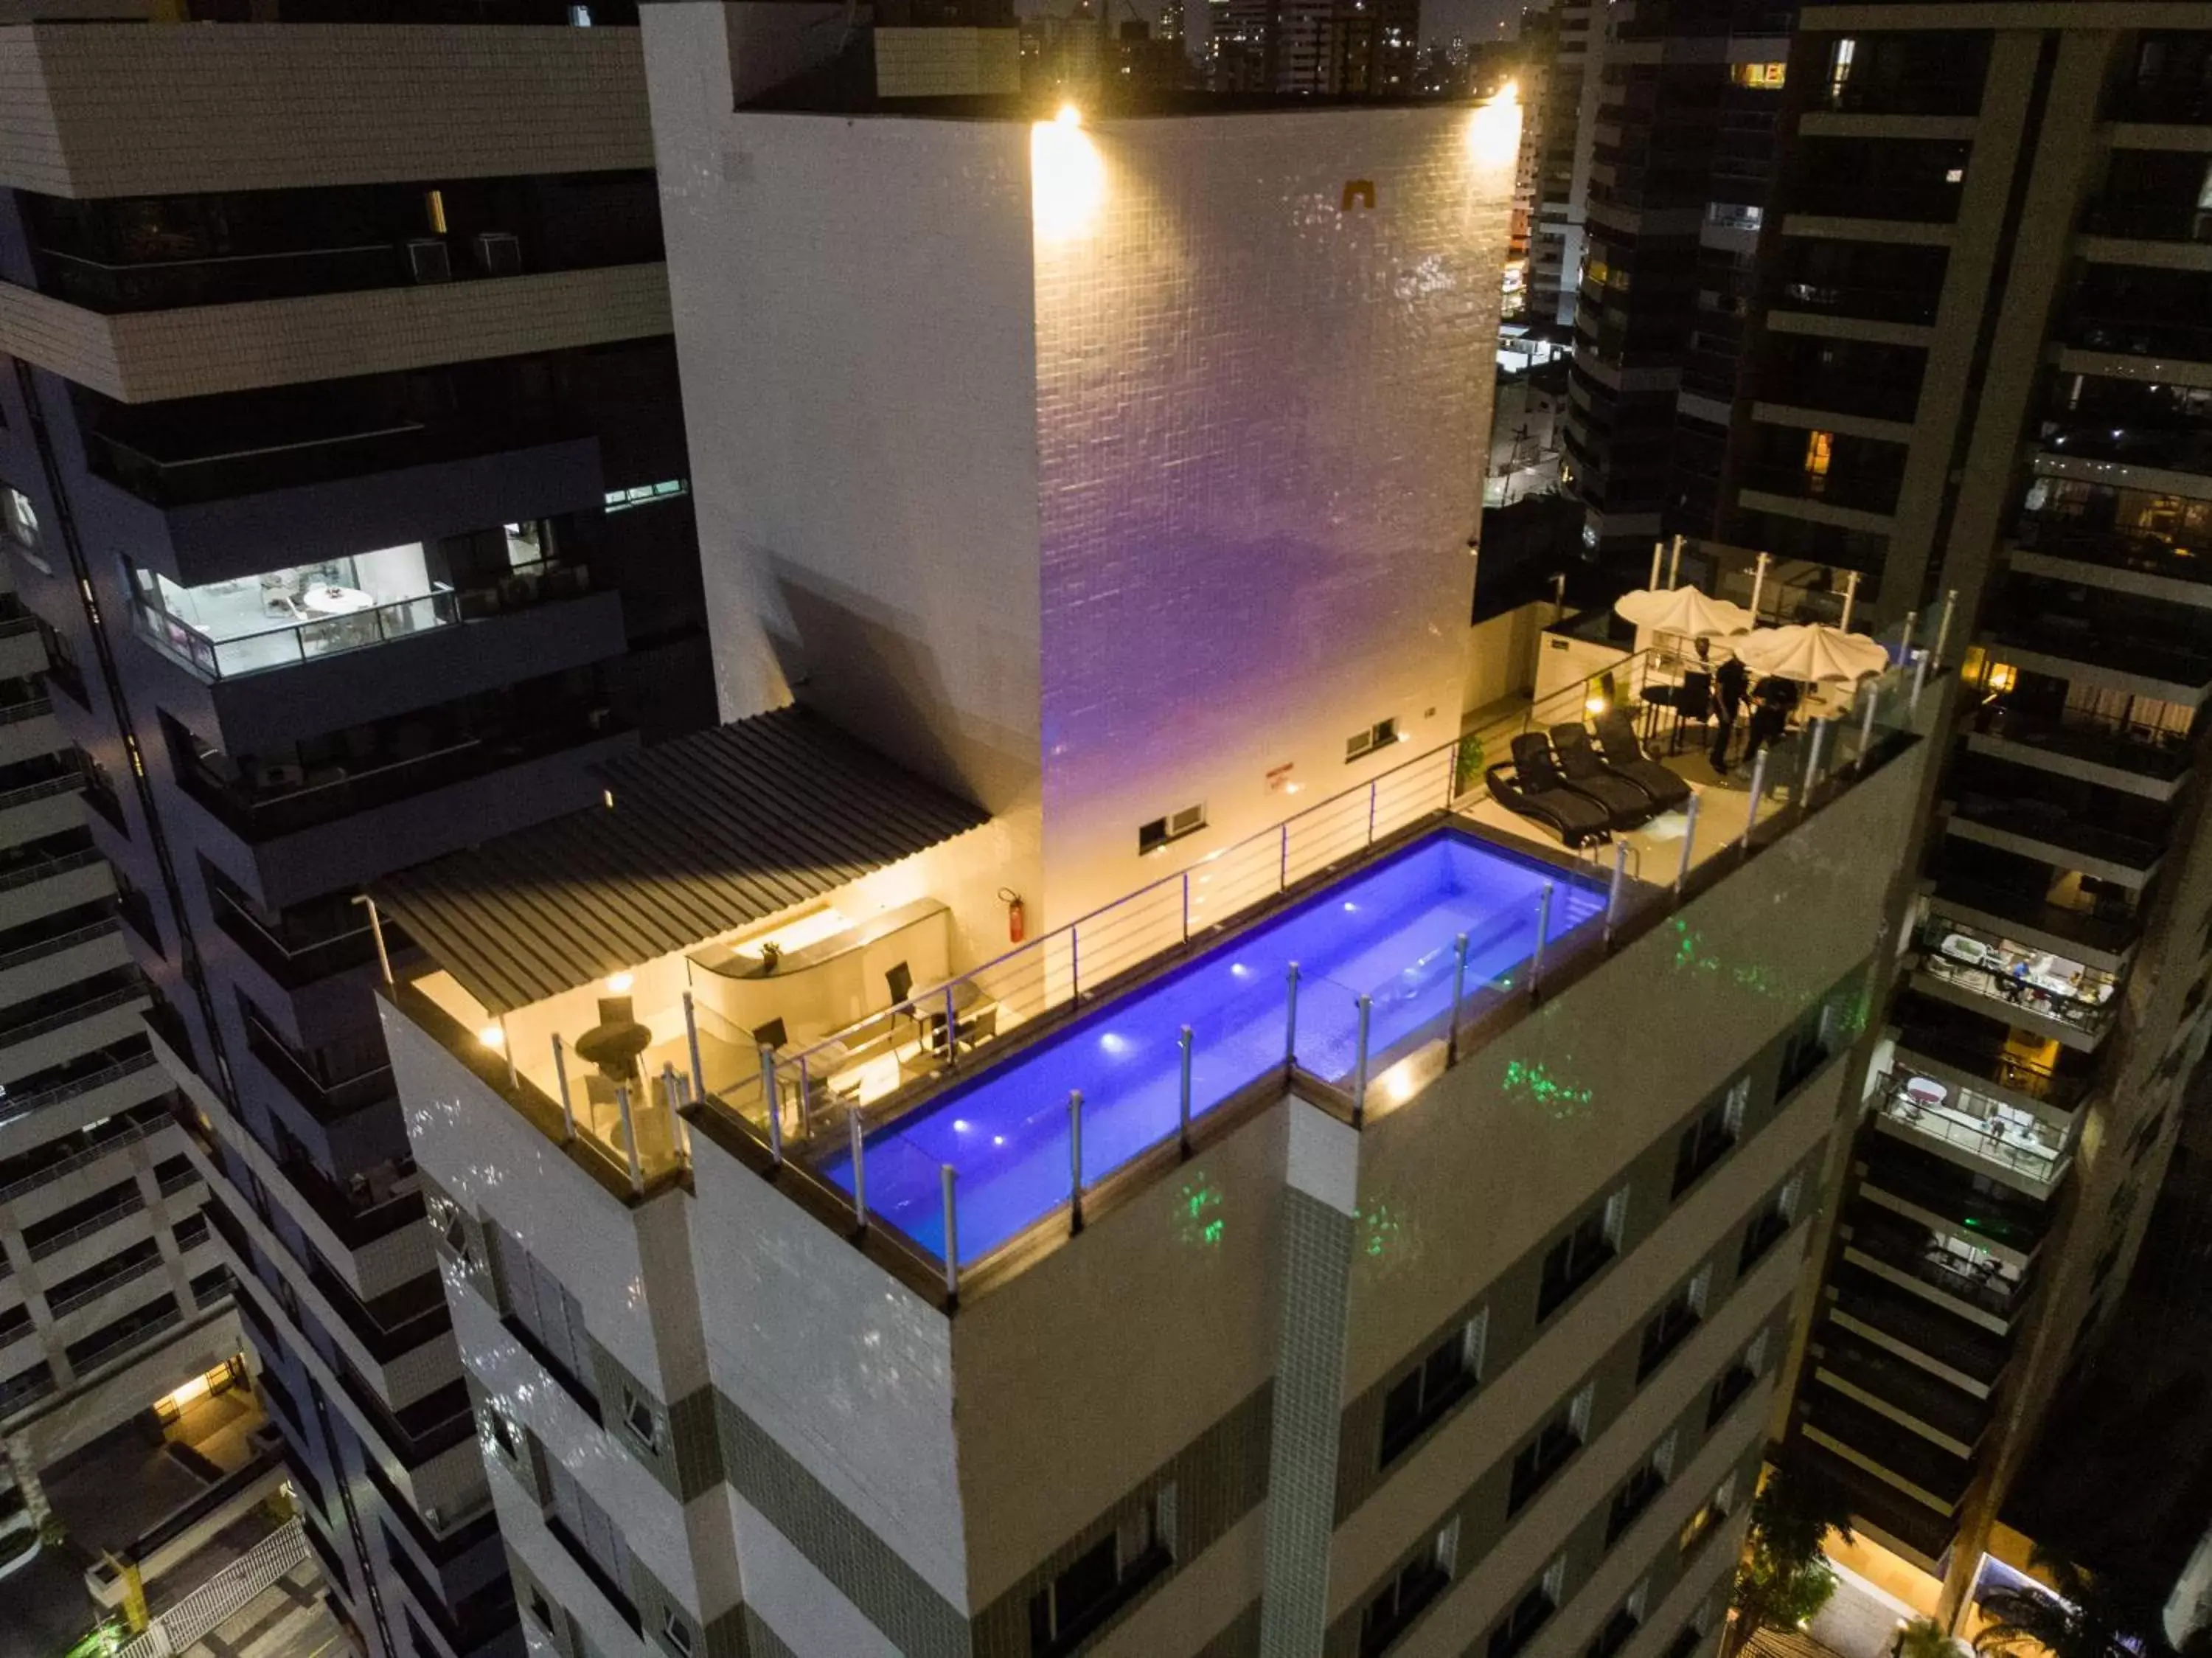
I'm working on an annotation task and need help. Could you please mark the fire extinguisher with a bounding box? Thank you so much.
[1000,887,1026,944]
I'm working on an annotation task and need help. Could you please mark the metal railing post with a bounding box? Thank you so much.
[1912,645,1932,706]
[1178,1025,1194,1155]
[1899,609,1918,660]
[1800,718,1828,811]
[682,990,705,1107]
[661,1061,693,1165]
[1279,821,1290,891]
[1352,994,1373,1124]
[1674,793,1699,895]
[849,1110,867,1232]
[1857,686,1879,772]
[1069,929,1081,1004]
[352,895,392,986]
[758,1046,783,1164]
[1744,749,1769,853]
[1284,961,1301,1068]
[614,1086,644,1195]
[1068,1090,1085,1232]
[1448,932,1470,1062]
[1367,780,1378,845]
[942,985,959,1072]
[1530,881,1555,999]
[1604,842,1627,946]
[940,1165,959,1303]
[551,1036,575,1142]
[501,1020,517,1091]
[1933,588,1958,667]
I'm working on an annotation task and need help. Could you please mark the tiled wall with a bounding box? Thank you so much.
[1030,105,1515,925]
[0,24,653,198]
[0,264,672,403]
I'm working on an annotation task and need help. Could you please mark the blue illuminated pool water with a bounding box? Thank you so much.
[823,830,1604,1263]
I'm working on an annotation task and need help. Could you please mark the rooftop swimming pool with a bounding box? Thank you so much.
[821,829,1605,1263]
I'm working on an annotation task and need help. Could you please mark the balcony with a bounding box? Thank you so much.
[172,702,633,909]
[0,1043,170,1155]
[1803,1389,1973,1514]
[1891,995,2093,1115]
[1941,794,2168,896]
[1854,1138,2051,1259]
[1839,1204,2031,1333]
[243,1003,396,1128]
[1924,869,2140,970]
[1907,914,2118,1052]
[1870,1068,2071,1201]
[0,766,88,846]
[0,977,153,1088]
[83,423,605,592]
[1812,1325,1992,1459]
[0,264,672,406]
[0,1106,169,1208]
[1962,694,2191,804]
[0,696,62,771]
[2064,311,2212,371]
[1827,1267,2010,1396]
[2010,515,2212,616]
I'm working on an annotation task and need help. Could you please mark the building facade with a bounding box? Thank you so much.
[1722,7,2212,1619]
[1526,0,1599,330]
[0,7,713,1656]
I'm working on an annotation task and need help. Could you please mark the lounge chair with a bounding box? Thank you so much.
[1486,733,1614,848]
[1592,709,1694,813]
[1548,724,1659,828]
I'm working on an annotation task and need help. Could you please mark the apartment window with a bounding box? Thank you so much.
[1708,1329,1768,1428]
[1380,1311,1487,1466]
[1589,1582,1650,1658]
[1739,1173,1801,1273]
[1138,804,1206,856]
[1538,1189,1626,1321]
[543,1457,637,1626]
[1508,1383,1591,1514]
[1027,1485,1175,1656]
[658,1610,694,1658]
[525,1586,557,1633]
[1673,1079,1747,1197]
[603,479,687,513]
[1730,60,1786,88]
[493,1227,599,1411]
[1489,1556,1567,1658]
[1827,37,1856,102]
[1,485,36,551]
[485,1408,519,1465]
[1638,1266,1710,1382]
[622,1387,659,1452]
[1359,1516,1458,1657]
[1677,1475,1736,1558]
[1346,717,1401,762]
[1607,1436,1675,1546]
[1802,431,1834,496]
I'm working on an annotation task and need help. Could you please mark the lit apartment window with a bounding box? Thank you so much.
[1677,1474,1736,1558]
[1507,1382,1592,1514]
[604,479,689,513]
[1,485,36,550]
[1537,1187,1627,1320]
[1359,1516,1459,1656]
[1672,1077,1747,1197]
[1827,38,1856,103]
[493,1226,599,1409]
[1803,431,1834,495]
[1731,61,1786,88]
[1138,803,1206,856]
[1380,1309,1487,1466]
[1346,717,1401,761]
[1489,1555,1567,1658]
[1026,1485,1175,1656]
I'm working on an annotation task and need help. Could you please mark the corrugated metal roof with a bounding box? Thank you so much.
[376,707,990,1013]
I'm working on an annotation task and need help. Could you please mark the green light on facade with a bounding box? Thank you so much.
[1501,1057,1594,1120]
[1357,1200,1404,1260]
[1178,1178,1225,1249]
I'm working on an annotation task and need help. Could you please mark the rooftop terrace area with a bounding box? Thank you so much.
[384,650,1938,1300]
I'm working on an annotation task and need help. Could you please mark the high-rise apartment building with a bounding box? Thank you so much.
[0,6,714,1656]
[1558,0,1794,568]
[361,10,1944,1657]
[1211,0,1421,96]
[1526,0,1599,328]
[1719,7,2212,1620]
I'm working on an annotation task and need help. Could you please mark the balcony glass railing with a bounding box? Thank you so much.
[1965,695,2192,787]
[1873,1069,2071,1189]
[134,586,460,679]
[398,653,1937,1296]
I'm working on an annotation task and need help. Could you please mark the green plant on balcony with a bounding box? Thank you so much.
[1453,732,1488,797]
[1973,1551,2168,1658]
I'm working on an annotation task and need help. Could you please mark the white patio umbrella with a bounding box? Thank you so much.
[1731,622,1891,682]
[1613,586,1756,639]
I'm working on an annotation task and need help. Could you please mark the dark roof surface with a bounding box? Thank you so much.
[377,707,990,1013]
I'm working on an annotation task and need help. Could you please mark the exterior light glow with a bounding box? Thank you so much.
[1032,108,1105,244]
[1468,80,1523,167]
[605,971,634,993]
[1585,695,1608,715]
[479,1024,505,1049]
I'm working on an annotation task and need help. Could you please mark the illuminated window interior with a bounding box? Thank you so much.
[1731,61,1787,87]
[1803,430,1834,493]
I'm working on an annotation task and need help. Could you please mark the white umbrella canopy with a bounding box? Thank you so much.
[1613,586,1756,638]
[1731,622,1891,682]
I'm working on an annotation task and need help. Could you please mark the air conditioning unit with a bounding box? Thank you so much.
[404,239,452,285]
[474,232,522,277]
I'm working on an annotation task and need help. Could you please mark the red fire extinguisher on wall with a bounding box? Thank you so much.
[1000,887,1026,944]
